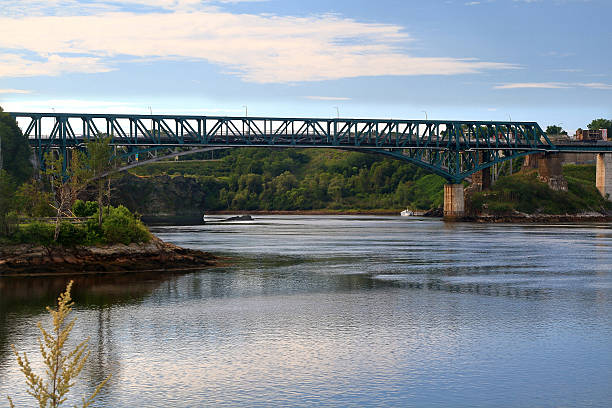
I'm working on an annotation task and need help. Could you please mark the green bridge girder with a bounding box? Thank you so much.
[9,112,612,183]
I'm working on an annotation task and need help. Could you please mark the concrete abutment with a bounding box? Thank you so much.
[443,184,465,219]
[596,154,612,201]
[537,153,568,192]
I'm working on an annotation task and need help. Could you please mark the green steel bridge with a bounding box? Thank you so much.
[8,112,612,184]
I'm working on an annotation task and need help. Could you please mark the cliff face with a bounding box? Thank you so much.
[110,174,209,217]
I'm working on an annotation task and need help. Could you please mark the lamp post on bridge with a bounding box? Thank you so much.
[243,105,249,137]
[421,110,428,121]
[334,106,340,119]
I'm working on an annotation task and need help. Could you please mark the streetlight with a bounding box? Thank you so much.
[421,110,428,121]
[242,105,248,137]
[333,106,340,119]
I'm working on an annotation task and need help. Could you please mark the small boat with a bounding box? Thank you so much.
[400,209,414,217]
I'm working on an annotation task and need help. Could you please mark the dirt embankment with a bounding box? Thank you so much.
[0,237,219,275]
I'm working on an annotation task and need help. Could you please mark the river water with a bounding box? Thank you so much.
[1,216,611,407]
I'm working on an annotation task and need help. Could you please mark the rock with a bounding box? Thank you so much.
[0,240,218,275]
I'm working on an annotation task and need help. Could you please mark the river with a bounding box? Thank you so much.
[1,216,611,407]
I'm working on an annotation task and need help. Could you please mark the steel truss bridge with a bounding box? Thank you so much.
[9,112,612,183]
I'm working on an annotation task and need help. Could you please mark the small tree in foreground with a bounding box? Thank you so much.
[8,281,111,408]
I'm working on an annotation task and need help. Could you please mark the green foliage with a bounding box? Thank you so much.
[0,170,16,236]
[546,125,567,135]
[72,200,99,217]
[8,281,111,408]
[129,148,446,211]
[13,222,55,246]
[587,118,612,133]
[15,179,55,217]
[101,205,151,245]
[470,165,612,215]
[0,106,33,184]
[10,206,151,247]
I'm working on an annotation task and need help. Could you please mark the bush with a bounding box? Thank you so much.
[101,205,151,245]
[72,200,99,217]
[57,222,87,247]
[13,222,55,246]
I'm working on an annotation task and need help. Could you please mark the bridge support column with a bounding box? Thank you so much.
[472,152,491,192]
[596,154,612,200]
[538,153,568,191]
[444,184,465,219]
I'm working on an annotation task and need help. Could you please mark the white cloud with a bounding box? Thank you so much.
[579,82,612,90]
[0,9,516,83]
[494,82,570,89]
[495,82,612,90]
[0,88,32,94]
[0,53,113,77]
[305,96,352,101]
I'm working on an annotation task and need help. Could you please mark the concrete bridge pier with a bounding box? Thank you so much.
[537,153,568,191]
[444,184,465,219]
[596,154,612,200]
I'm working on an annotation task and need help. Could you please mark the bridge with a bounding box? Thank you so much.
[8,112,612,218]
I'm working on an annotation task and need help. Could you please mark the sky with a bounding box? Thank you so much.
[0,0,610,133]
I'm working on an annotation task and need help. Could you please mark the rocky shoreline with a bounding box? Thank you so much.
[0,237,219,275]
[464,212,612,223]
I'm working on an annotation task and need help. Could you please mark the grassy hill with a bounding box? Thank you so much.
[470,165,612,215]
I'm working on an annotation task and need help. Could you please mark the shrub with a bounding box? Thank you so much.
[13,222,55,246]
[56,222,87,247]
[101,205,151,245]
[72,199,99,217]
[84,218,103,245]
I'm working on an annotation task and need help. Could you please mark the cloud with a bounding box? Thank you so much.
[494,82,570,89]
[579,82,612,90]
[0,53,113,77]
[0,9,516,83]
[305,96,352,101]
[0,88,32,94]
[495,82,612,90]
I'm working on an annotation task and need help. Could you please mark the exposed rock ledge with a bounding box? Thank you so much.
[462,211,612,223]
[0,237,218,275]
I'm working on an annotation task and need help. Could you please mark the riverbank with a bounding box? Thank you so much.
[205,209,400,216]
[0,236,219,276]
[464,212,612,223]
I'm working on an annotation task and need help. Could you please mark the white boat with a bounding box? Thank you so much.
[400,209,414,216]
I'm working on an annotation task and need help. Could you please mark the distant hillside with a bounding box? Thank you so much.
[118,148,446,215]
[110,149,610,218]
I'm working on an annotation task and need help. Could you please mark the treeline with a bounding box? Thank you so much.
[0,107,150,246]
[130,148,447,211]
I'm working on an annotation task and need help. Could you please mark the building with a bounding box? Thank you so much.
[576,129,608,141]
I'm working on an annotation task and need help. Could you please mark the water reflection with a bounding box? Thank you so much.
[1,216,611,407]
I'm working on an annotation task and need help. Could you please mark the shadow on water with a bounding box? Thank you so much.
[0,270,198,376]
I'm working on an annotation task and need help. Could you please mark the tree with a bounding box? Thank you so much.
[15,179,55,217]
[587,118,612,133]
[546,125,567,136]
[0,106,33,184]
[44,151,90,241]
[8,281,111,408]
[84,137,115,226]
[0,170,16,236]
